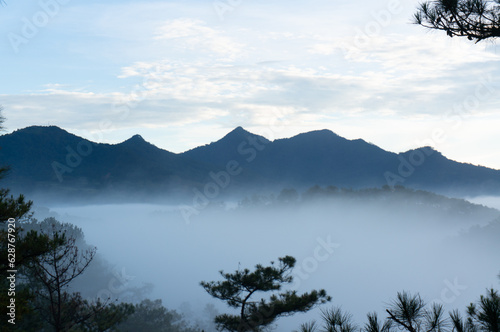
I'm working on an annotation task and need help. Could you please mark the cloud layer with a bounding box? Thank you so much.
[1,0,500,168]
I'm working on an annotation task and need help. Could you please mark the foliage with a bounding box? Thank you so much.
[298,287,500,332]
[298,308,392,332]
[72,301,135,332]
[1,217,137,332]
[451,289,500,332]
[116,299,198,332]
[0,106,36,272]
[201,256,331,332]
[0,187,33,222]
[414,0,500,42]
[386,291,448,332]
[23,223,97,331]
[0,107,48,329]
[320,307,358,332]
[364,312,393,332]
[0,109,135,331]
[295,320,319,332]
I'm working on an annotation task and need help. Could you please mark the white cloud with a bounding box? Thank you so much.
[2,0,500,169]
[154,18,244,60]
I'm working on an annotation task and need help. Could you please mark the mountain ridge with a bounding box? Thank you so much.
[1,125,499,202]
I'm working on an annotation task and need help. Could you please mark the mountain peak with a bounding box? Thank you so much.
[3,125,500,198]
[402,146,442,157]
[287,128,343,143]
[224,126,250,137]
[13,125,70,136]
[130,134,145,141]
[219,126,270,144]
[309,129,337,136]
[232,126,246,132]
[118,134,151,148]
[182,126,271,162]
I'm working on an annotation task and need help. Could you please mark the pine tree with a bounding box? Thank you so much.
[385,291,447,332]
[414,0,500,42]
[201,255,330,332]
[451,288,500,332]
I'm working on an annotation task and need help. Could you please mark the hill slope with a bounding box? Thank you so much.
[0,126,212,201]
[183,128,500,196]
[1,125,500,202]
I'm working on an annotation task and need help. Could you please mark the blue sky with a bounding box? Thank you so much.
[1,0,500,169]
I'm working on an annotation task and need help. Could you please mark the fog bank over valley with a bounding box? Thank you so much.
[36,188,500,331]
[4,0,500,329]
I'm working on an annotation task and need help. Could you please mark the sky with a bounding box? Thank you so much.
[1,0,500,169]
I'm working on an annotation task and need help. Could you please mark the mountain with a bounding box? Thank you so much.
[0,126,213,202]
[184,126,269,165]
[182,126,271,187]
[1,125,499,202]
[183,128,394,188]
[241,129,396,188]
[183,128,500,196]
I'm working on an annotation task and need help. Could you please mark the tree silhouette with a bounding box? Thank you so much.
[0,107,51,330]
[386,291,447,332]
[414,0,500,42]
[0,106,32,224]
[116,299,198,332]
[201,256,331,332]
[450,288,500,332]
[24,223,97,332]
[364,312,393,332]
[320,307,358,332]
[79,301,135,332]
[295,320,319,332]
[296,308,391,332]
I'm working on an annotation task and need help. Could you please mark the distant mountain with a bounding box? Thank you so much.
[0,126,213,202]
[183,128,395,189]
[184,126,270,165]
[244,129,396,188]
[1,125,499,202]
[183,127,500,196]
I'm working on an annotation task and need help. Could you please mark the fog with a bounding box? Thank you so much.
[38,192,500,331]
[466,195,500,211]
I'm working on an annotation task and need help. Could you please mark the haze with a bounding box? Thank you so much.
[37,191,500,331]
